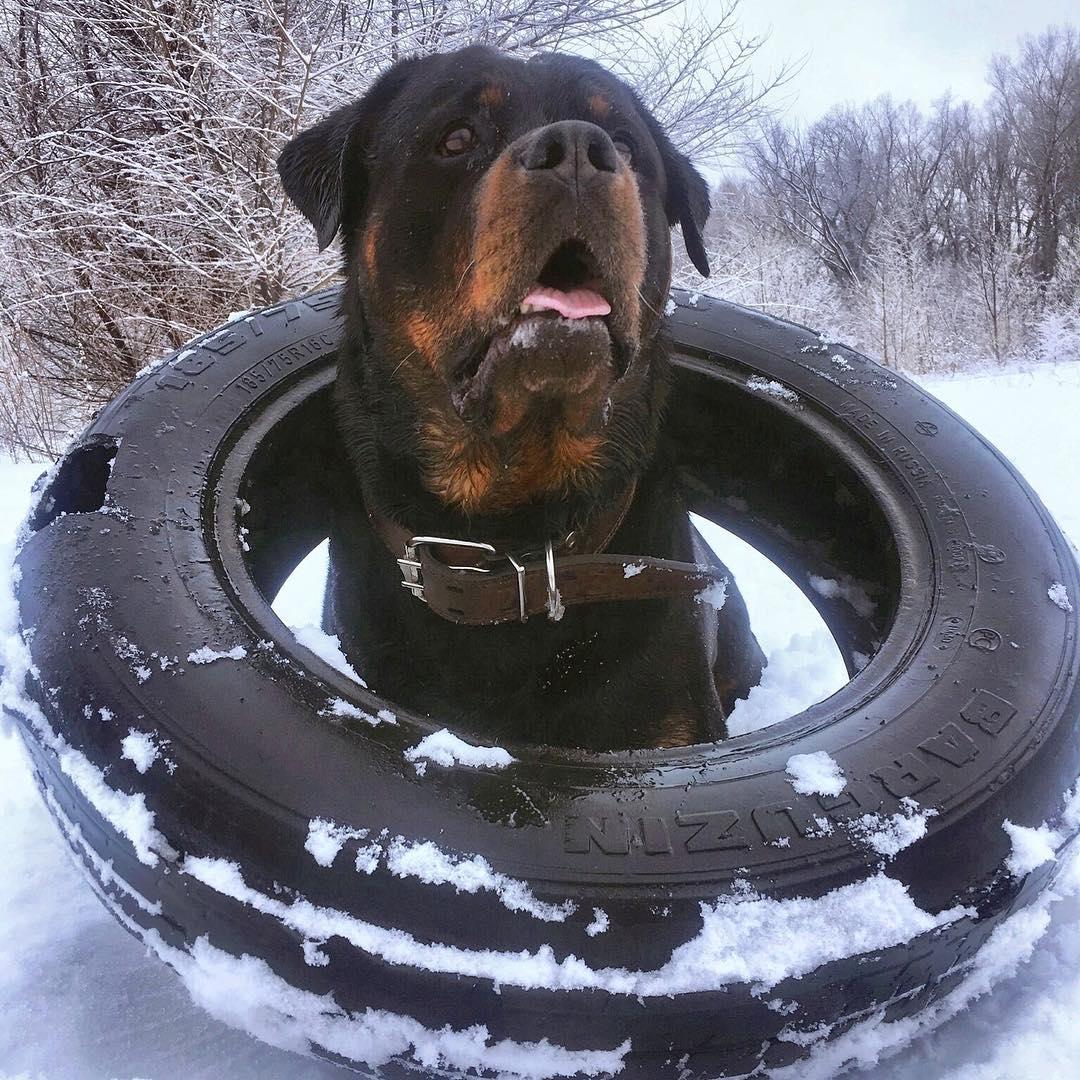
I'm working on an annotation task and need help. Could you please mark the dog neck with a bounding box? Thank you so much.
[332,314,668,553]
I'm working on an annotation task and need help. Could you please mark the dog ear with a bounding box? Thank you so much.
[664,148,711,278]
[631,95,712,277]
[278,59,419,251]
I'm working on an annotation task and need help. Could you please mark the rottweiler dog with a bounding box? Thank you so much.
[278,46,764,750]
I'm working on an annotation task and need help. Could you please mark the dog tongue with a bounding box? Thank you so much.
[523,285,611,319]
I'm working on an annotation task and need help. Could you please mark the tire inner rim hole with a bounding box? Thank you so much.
[219,364,902,754]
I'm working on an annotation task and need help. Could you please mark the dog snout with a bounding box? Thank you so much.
[518,121,619,191]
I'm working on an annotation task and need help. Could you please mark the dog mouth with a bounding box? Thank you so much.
[451,239,621,423]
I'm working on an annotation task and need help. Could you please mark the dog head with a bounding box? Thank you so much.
[279,47,709,518]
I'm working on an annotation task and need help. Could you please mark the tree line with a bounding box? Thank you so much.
[686,24,1080,373]
[1,2,1075,457]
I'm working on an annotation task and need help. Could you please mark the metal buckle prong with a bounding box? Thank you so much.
[398,536,498,602]
[545,539,565,621]
[505,553,527,622]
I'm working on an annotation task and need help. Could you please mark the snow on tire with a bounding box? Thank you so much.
[6,287,1080,1079]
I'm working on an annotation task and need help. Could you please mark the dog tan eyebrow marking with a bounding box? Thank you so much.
[478,83,505,108]
[588,93,612,119]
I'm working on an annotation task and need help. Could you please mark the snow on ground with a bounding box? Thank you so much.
[1,362,1080,1077]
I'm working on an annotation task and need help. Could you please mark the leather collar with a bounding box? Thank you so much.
[364,479,727,626]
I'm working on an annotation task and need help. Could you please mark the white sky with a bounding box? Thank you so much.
[720,0,1078,125]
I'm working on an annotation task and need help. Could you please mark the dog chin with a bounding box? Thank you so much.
[450,313,617,434]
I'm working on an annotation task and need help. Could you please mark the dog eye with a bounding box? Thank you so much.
[437,125,478,157]
[612,136,634,165]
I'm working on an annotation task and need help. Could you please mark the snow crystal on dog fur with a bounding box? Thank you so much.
[747,376,800,403]
[404,729,514,774]
[120,729,161,774]
[1048,582,1073,612]
[1003,819,1062,877]
[186,645,246,664]
[785,751,846,796]
[808,573,876,618]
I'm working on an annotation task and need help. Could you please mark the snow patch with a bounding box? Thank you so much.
[405,729,515,774]
[186,645,247,664]
[847,799,935,858]
[178,853,971,997]
[304,818,369,868]
[120,729,162,774]
[585,908,610,936]
[808,573,876,618]
[321,698,395,726]
[1004,819,1062,877]
[786,751,846,796]
[622,562,646,579]
[747,376,800,403]
[101,888,631,1079]
[727,630,846,737]
[289,623,366,685]
[695,577,728,609]
[384,839,574,922]
[1048,581,1073,613]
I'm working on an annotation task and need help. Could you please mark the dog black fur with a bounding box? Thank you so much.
[279,46,764,749]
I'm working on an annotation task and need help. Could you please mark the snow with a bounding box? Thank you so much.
[1003,819,1062,877]
[321,697,395,726]
[808,572,876,618]
[304,818,369,868]
[746,375,800,403]
[1048,581,1073,612]
[585,908,610,936]
[382,838,575,922]
[2,361,1080,1076]
[695,576,728,608]
[623,561,647,578]
[847,800,936,859]
[186,644,247,664]
[404,728,515,774]
[120,729,161,774]
[785,750,847,796]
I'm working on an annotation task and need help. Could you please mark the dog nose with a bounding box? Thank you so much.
[519,121,619,189]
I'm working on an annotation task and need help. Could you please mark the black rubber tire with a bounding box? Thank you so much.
[10,287,1080,1078]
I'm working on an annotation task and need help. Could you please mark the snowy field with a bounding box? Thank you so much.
[2,361,1080,1079]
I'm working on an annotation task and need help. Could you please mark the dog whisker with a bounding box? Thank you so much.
[637,287,661,318]
[456,258,477,292]
[391,349,418,377]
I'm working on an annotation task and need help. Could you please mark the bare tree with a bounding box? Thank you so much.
[0,0,779,455]
[989,25,1080,283]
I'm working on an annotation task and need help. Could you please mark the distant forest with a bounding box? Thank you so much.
[689,24,1079,374]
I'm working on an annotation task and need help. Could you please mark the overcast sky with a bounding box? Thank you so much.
[722,0,1077,125]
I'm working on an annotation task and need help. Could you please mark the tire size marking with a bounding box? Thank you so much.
[154,292,340,393]
[232,332,338,396]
